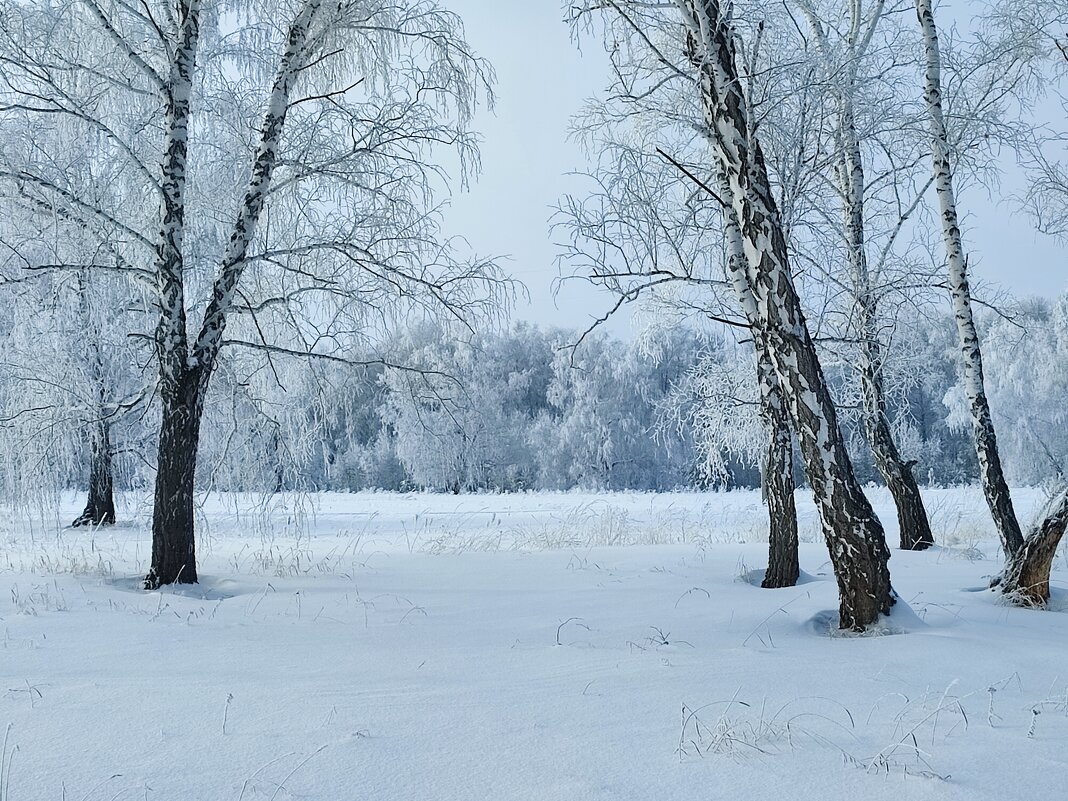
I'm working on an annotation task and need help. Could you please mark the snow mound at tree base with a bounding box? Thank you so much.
[804,599,928,637]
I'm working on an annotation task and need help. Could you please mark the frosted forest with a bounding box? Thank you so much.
[1,1,1068,799]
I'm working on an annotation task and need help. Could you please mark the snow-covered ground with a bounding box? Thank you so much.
[1,487,1066,800]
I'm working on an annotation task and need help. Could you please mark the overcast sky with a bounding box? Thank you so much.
[441,2,1068,332]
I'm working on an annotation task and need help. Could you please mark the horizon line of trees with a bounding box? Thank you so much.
[3,294,1066,501]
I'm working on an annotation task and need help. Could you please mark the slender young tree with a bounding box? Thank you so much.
[916,0,1068,603]
[71,273,117,527]
[795,0,934,550]
[915,0,1023,558]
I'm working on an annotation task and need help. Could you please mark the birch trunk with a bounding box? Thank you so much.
[915,0,1023,557]
[838,102,933,552]
[1001,490,1068,605]
[720,172,799,588]
[758,349,800,588]
[794,0,932,551]
[915,0,1068,603]
[686,1,893,628]
[146,0,202,587]
[147,1,320,586]
[192,0,323,369]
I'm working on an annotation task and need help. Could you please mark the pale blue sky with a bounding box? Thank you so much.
[442,2,1067,331]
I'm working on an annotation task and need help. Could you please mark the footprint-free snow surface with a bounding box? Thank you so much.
[2,488,1066,800]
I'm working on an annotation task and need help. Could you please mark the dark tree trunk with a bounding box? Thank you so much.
[859,373,934,551]
[759,353,799,589]
[844,145,934,552]
[1001,490,1068,606]
[270,426,285,494]
[72,420,116,527]
[145,367,205,588]
[767,311,895,630]
[887,458,933,551]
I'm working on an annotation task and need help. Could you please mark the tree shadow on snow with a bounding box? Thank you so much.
[742,567,825,587]
[105,575,250,601]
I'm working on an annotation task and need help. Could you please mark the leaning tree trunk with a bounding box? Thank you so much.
[836,88,934,552]
[1001,490,1068,605]
[851,213,933,553]
[71,419,116,527]
[758,351,800,588]
[720,171,800,588]
[916,0,1023,558]
[755,266,895,629]
[794,0,931,550]
[146,367,205,588]
[860,377,933,551]
[688,0,893,629]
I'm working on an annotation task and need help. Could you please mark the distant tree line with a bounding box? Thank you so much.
[4,297,1065,499]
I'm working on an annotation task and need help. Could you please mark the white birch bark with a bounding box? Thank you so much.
[915,0,1024,556]
[192,0,324,372]
[798,0,933,550]
[718,171,799,588]
[153,0,200,397]
[678,0,894,629]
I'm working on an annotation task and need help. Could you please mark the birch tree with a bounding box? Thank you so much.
[680,0,898,628]
[0,0,504,586]
[0,266,151,521]
[916,0,1068,604]
[914,0,1023,557]
[558,119,800,586]
[708,197,799,585]
[0,158,153,525]
[792,0,935,550]
[571,0,895,627]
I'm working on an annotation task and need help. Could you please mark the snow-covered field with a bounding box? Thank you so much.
[1,487,1066,800]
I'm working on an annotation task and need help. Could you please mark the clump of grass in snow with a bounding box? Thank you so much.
[9,580,68,615]
[676,693,952,779]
